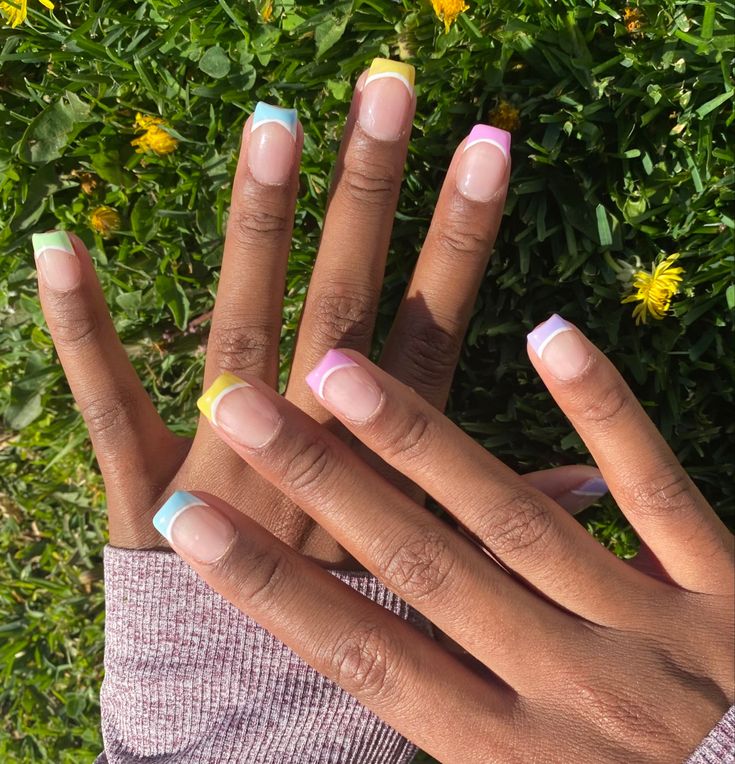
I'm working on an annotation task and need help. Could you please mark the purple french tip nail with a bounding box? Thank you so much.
[305,349,358,400]
[465,124,511,162]
[527,314,575,358]
[571,477,609,498]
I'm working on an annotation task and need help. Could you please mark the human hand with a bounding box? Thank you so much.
[153,317,733,762]
[34,61,603,561]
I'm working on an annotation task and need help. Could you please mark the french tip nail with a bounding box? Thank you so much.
[152,490,202,541]
[366,57,416,91]
[464,124,511,162]
[306,350,357,398]
[571,477,609,498]
[251,102,298,139]
[32,230,74,259]
[198,372,250,424]
[527,314,575,357]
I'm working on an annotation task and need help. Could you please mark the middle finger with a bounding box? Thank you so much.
[285,59,416,422]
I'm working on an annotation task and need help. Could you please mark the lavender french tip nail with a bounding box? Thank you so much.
[465,124,511,162]
[571,477,609,498]
[527,314,575,358]
[305,349,358,400]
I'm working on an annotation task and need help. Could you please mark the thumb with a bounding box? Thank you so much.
[522,465,608,515]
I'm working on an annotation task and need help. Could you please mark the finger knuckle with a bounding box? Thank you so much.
[281,438,335,496]
[309,286,374,349]
[330,621,397,698]
[208,322,273,375]
[478,492,554,562]
[339,153,398,208]
[435,227,489,261]
[379,527,455,602]
[574,374,630,428]
[629,469,698,519]
[376,408,435,464]
[399,322,461,388]
[80,390,137,438]
[51,299,98,352]
[229,203,289,243]
[224,548,294,608]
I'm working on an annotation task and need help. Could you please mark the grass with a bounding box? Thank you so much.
[1,0,733,760]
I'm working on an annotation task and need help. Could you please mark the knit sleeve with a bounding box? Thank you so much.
[686,706,735,764]
[96,545,421,764]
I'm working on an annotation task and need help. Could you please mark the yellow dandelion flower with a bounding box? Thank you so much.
[623,6,643,35]
[1,0,53,28]
[131,112,178,156]
[431,0,468,33]
[90,206,121,238]
[621,253,684,324]
[489,100,521,133]
[261,0,273,22]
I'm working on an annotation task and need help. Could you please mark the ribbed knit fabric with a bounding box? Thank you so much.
[96,546,734,764]
[97,546,420,764]
[687,706,735,764]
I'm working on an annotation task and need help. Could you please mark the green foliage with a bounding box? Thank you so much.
[1,0,733,759]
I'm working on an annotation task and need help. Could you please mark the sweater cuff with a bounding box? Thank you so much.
[99,545,422,764]
[686,705,735,763]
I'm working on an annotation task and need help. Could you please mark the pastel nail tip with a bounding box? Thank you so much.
[32,231,74,260]
[197,372,251,427]
[306,349,358,399]
[153,490,203,542]
[571,477,609,497]
[465,124,511,161]
[251,102,298,139]
[366,58,415,92]
[527,314,575,358]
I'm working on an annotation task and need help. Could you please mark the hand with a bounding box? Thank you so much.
[154,317,733,763]
[35,62,603,560]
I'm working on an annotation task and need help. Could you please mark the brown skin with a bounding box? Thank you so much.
[36,70,599,562]
[172,339,733,764]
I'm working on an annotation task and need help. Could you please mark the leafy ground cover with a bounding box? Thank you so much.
[1,0,733,760]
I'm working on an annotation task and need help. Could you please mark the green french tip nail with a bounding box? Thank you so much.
[32,231,74,260]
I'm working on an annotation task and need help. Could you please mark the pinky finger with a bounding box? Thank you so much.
[152,490,515,764]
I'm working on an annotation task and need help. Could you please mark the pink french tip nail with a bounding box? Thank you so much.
[527,314,575,358]
[464,124,511,163]
[305,349,359,400]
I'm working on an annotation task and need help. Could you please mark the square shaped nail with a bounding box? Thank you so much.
[32,231,74,260]
[152,490,203,542]
[365,58,415,93]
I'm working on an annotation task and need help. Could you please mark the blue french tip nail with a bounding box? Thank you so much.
[152,491,203,542]
[251,102,298,138]
[570,477,609,498]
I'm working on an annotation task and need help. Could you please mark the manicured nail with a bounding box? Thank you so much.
[248,102,298,185]
[32,231,81,292]
[527,315,590,381]
[153,491,236,564]
[198,372,281,448]
[571,477,608,498]
[358,58,415,142]
[306,350,383,422]
[456,125,511,202]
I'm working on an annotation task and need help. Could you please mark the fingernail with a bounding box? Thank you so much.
[527,315,590,381]
[32,231,82,292]
[570,477,608,498]
[248,102,298,185]
[358,58,415,142]
[456,125,511,202]
[153,491,236,564]
[198,372,281,449]
[306,350,383,422]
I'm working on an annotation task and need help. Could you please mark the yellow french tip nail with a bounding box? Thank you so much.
[197,372,250,424]
[367,58,415,91]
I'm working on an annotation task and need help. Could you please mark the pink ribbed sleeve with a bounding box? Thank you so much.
[96,546,420,763]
